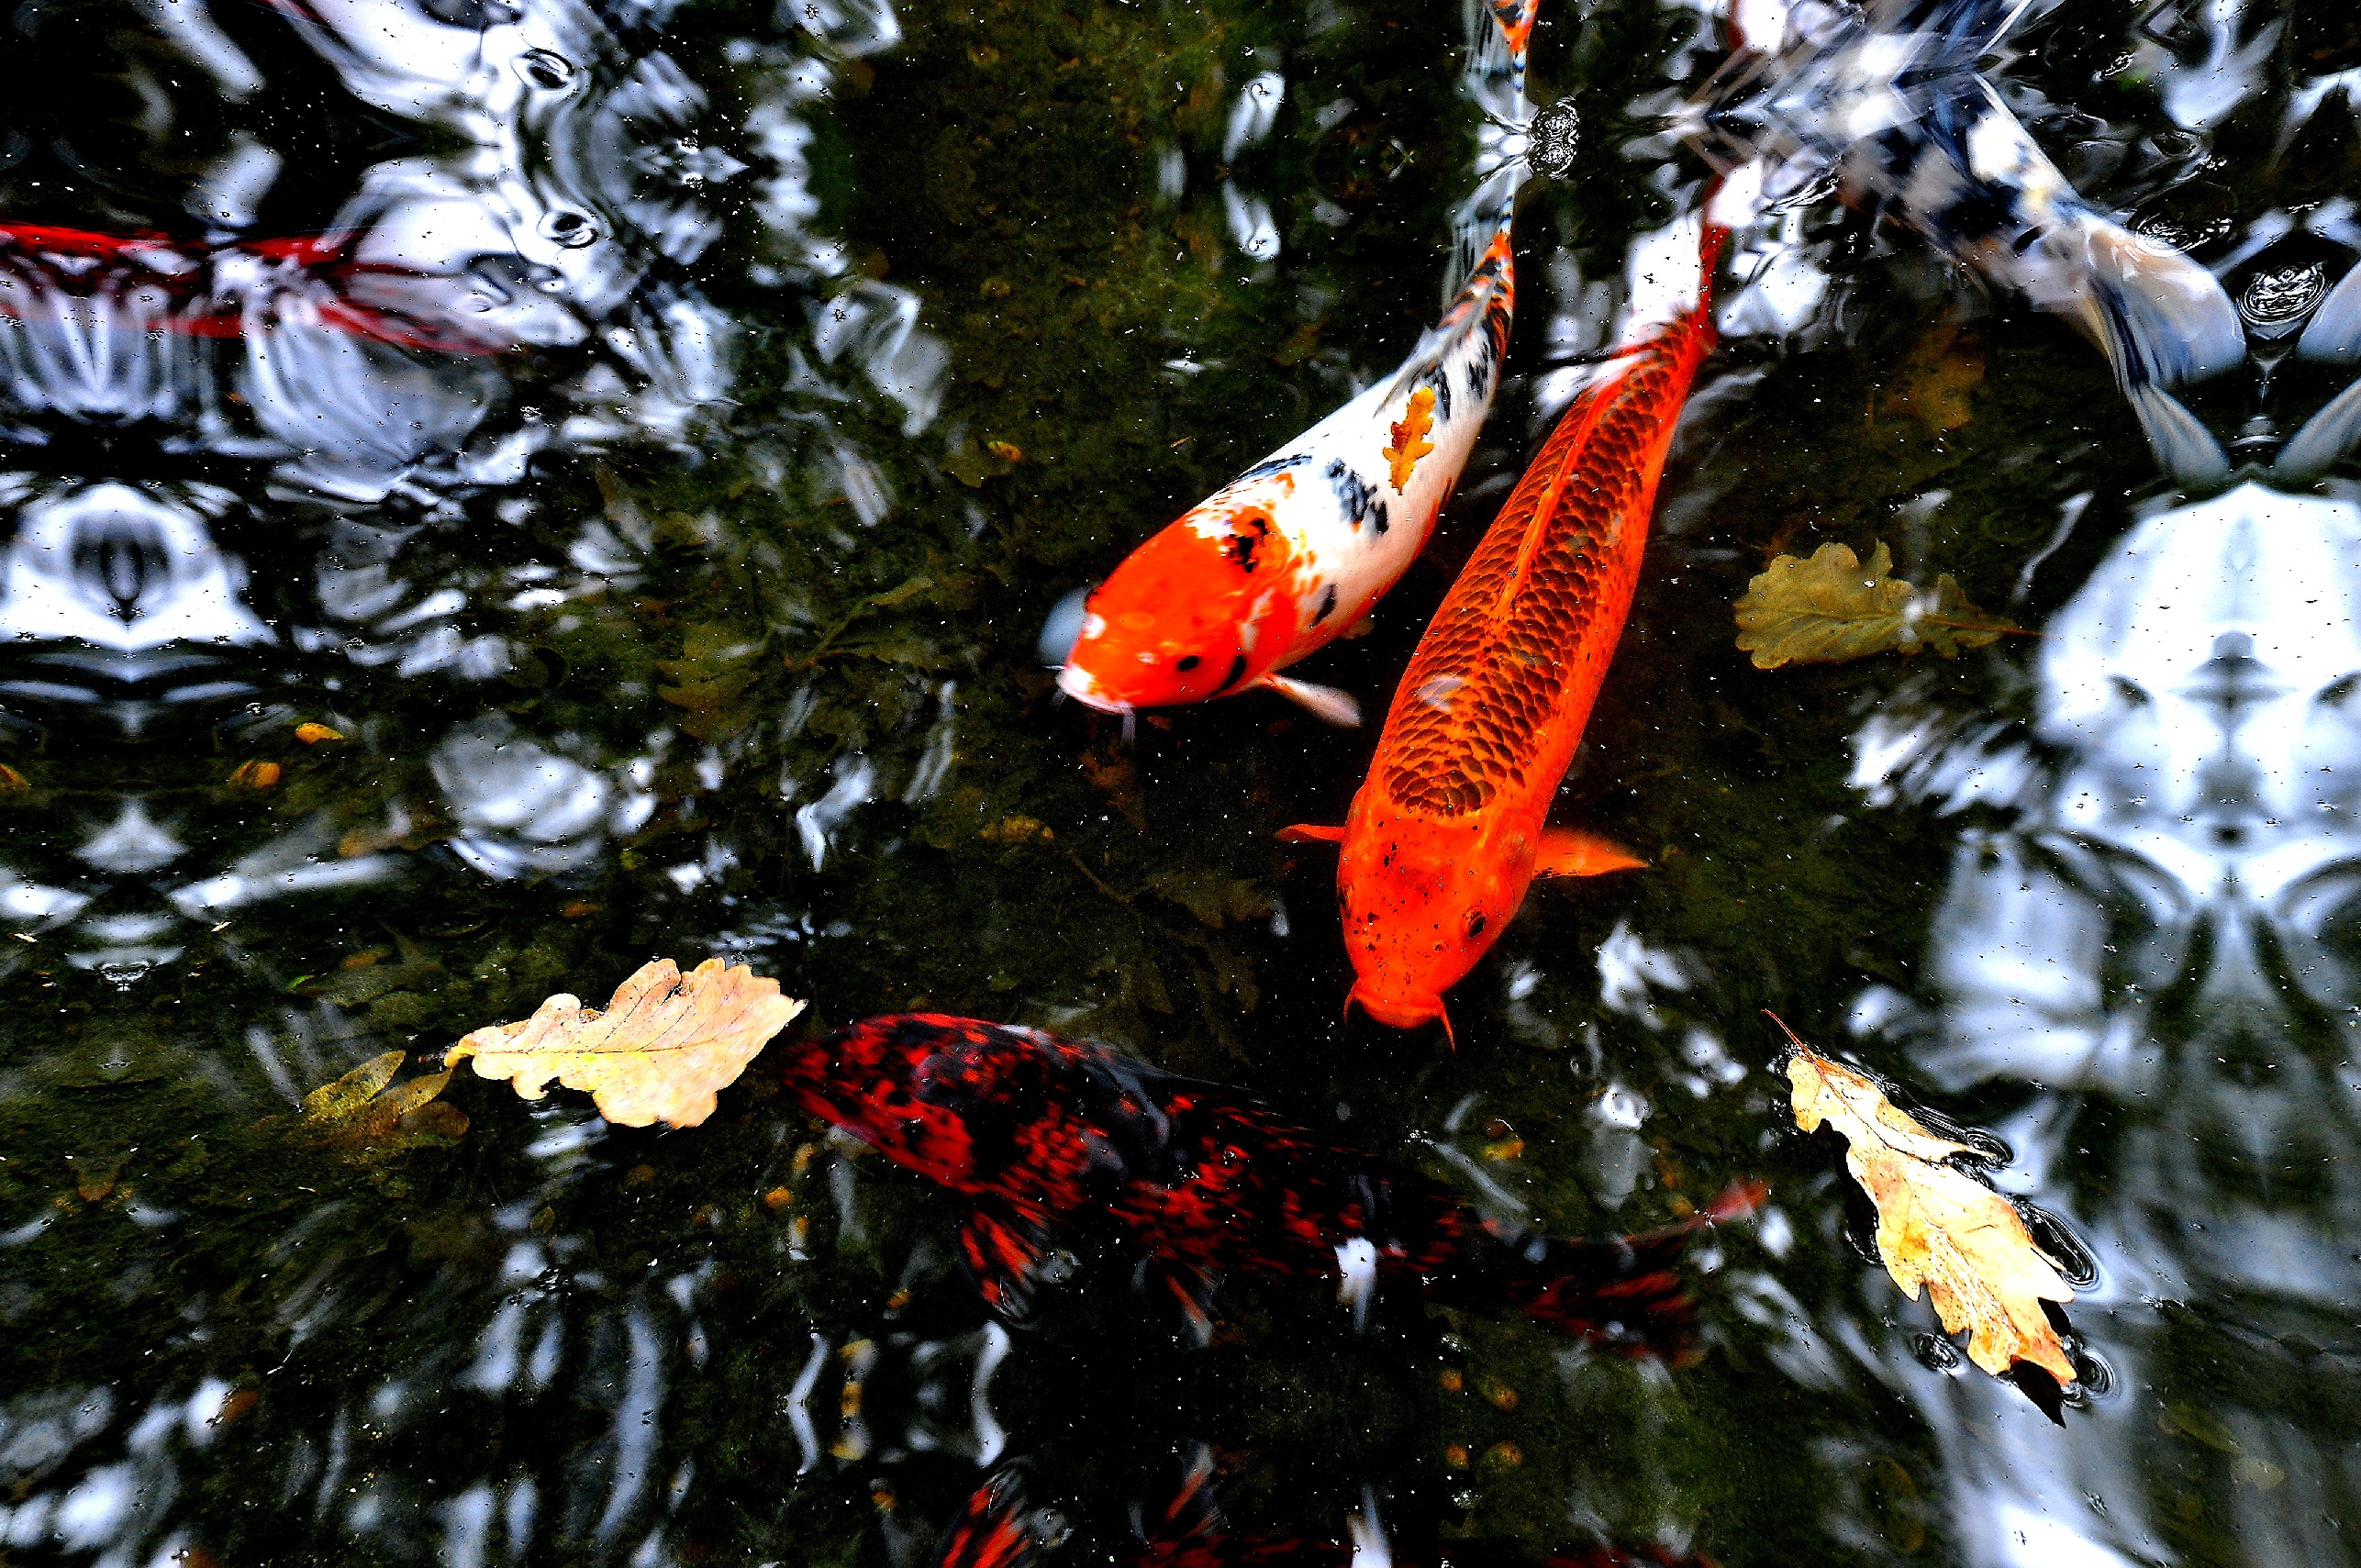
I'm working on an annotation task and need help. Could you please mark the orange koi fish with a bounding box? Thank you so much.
[1049,0,1539,728]
[1286,215,1726,1034]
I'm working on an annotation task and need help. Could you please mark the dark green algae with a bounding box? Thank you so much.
[0,0,2310,1562]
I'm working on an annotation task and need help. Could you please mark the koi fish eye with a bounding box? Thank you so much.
[1176,654,1202,671]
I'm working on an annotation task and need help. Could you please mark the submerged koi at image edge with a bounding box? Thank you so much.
[779,1013,1760,1346]
[934,1467,1722,1568]
[1287,214,1726,1035]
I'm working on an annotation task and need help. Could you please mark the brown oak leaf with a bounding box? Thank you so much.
[1781,1027,2077,1384]
[446,958,805,1129]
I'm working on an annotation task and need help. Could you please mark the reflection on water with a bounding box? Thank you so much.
[1853,481,2361,1568]
[5,0,2361,1562]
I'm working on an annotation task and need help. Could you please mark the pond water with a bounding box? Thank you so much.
[2,0,2358,1563]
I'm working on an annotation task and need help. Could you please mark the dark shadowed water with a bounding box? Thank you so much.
[1,0,2357,1563]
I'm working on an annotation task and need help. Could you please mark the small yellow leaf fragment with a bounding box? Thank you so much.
[295,722,347,745]
[1734,541,2020,670]
[986,440,1023,463]
[1382,386,1437,492]
[979,815,1052,845]
[228,760,283,790]
[0,763,28,795]
[295,1051,468,1163]
[1782,1029,2076,1384]
[445,957,806,1129]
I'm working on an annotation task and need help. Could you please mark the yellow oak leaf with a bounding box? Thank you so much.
[295,1051,469,1163]
[1383,386,1437,492]
[1781,1028,2076,1384]
[446,958,805,1129]
[1734,540,2021,669]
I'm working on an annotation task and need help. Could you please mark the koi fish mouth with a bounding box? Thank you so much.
[1345,980,1451,1040]
[1054,662,1128,716]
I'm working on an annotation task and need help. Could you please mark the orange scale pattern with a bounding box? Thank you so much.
[1379,349,1687,820]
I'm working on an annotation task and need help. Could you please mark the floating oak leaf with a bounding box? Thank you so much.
[446,958,805,1129]
[1735,541,2020,669]
[1383,386,1437,491]
[1781,1028,2076,1384]
[295,1051,469,1163]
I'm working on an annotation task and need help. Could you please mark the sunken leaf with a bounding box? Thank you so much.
[1785,1038,2075,1383]
[295,1051,468,1163]
[1734,541,2019,669]
[446,958,805,1129]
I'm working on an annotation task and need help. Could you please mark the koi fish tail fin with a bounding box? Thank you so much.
[1614,210,1724,354]
[1509,1183,1765,1356]
[2034,205,2244,397]
[934,1469,1045,1568]
[1509,1231,1698,1357]
[1477,0,1542,95]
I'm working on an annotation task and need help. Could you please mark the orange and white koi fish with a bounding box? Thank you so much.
[1286,214,1726,1034]
[1051,3,1538,729]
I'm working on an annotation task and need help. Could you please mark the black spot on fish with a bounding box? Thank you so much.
[1464,361,1487,400]
[1316,584,1337,622]
[1328,458,1386,533]
[1224,515,1271,573]
[1218,652,1251,694]
[1430,369,1453,423]
[2010,224,2047,254]
[1176,654,1202,671]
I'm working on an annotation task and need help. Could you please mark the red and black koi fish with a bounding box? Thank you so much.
[934,1469,1720,1568]
[0,222,508,355]
[781,1014,1757,1350]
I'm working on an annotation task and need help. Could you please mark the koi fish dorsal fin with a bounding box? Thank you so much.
[956,1201,1064,1319]
[1534,827,1646,877]
[1276,823,1347,844]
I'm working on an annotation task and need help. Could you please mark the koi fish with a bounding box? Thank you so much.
[1050,1,1538,728]
[1284,216,1723,1035]
[780,1014,1754,1348]
[936,1469,1718,1568]
[1685,0,2243,481]
[0,222,511,354]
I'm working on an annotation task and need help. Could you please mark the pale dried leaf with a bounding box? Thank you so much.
[1735,540,2019,669]
[447,958,806,1129]
[1786,1038,2076,1383]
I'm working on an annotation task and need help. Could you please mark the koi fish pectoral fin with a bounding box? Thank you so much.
[1256,673,1362,727]
[955,1200,1067,1320]
[1533,827,1647,878]
[1275,823,1346,844]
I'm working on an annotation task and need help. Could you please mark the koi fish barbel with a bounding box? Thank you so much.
[1286,213,1725,1037]
[1049,0,1542,728]
[780,1013,1758,1346]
